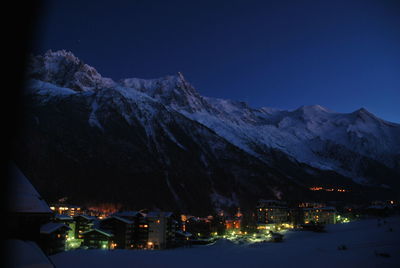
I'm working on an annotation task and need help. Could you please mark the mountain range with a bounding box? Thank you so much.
[13,50,400,214]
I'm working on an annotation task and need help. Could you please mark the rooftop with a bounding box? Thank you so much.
[40,222,71,234]
[7,163,52,214]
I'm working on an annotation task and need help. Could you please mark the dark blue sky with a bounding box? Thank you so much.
[33,0,400,122]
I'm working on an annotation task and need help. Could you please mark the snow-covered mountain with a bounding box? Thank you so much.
[15,50,400,213]
[119,64,400,186]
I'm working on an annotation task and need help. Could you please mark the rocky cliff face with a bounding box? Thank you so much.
[13,50,399,214]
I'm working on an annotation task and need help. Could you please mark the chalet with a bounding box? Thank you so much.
[53,214,84,249]
[74,215,95,240]
[54,215,75,237]
[6,164,53,243]
[81,228,114,249]
[99,216,134,249]
[39,222,71,255]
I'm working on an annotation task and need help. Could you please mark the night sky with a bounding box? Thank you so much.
[32,0,400,122]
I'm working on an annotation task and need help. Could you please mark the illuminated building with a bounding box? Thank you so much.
[256,200,289,226]
[298,202,326,208]
[73,215,95,240]
[210,212,226,236]
[99,216,135,249]
[146,211,176,249]
[81,229,113,249]
[39,222,71,255]
[49,204,83,217]
[225,207,243,230]
[113,211,148,249]
[175,230,192,247]
[53,214,78,248]
[184,216,213,238]
[303,207,336,224]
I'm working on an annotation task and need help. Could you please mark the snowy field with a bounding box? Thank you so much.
[51,216,400,268]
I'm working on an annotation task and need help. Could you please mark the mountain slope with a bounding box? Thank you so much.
[121,76,399,187]
[13,50,399,214]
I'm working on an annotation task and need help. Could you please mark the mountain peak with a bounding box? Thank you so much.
[177,71,186,82]
[30,50,83,75]
[28,50,115,92]
[295,104,331,114]
[120,72,210,113]
[351,107,382,123]
[353,107,374,117]
[44,49,80,63]
[355,107,370,114]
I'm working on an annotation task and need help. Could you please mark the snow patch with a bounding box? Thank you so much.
[88,98,104,130]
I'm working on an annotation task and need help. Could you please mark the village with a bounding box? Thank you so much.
[7,165,399,259]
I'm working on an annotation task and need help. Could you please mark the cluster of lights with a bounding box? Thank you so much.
[309,187,348,192]
[309,187,323,191]
[50,206,81,211]
[336,215,350,223]
[66,238,82,249]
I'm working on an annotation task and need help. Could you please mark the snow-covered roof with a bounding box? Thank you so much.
[8,164,52,214]
[82,228,113,237]
[145,212,159,218]
[146,211,173,218]
[101,216,133,224]
[113,216,134,224]
[50,203,82,209]
[113,211,144,217]
[74,215,96,221]
[40,222,71,234]
[55,214,73,221]
[5,239,54,268]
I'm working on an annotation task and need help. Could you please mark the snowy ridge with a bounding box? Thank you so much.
[120,75,400,183]
[26,50,400,188]
[28,50,115,92]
